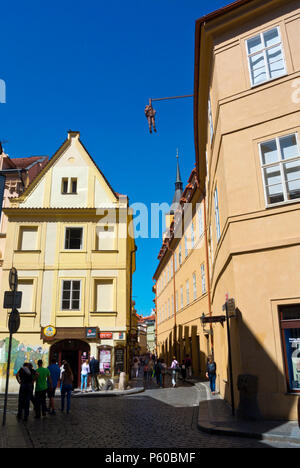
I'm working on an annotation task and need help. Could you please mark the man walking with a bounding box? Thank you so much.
[89,356,100,391]
[35,360,52,419]
[206,355,217,395]
[16,363,34,422]
[47,358,61,414]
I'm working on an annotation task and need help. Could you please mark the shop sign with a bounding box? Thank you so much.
[114,347,125,374]
[99,332,113,339]
[86,327,98,339]
[43,325,57,338]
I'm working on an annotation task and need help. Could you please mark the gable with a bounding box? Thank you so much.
[20,131,118,209]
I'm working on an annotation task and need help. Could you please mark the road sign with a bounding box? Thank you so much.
[8,309,20,334]
[201,315,226,324]
[227,298,236,317]
[9,267,18,292]
[3,291,22,309]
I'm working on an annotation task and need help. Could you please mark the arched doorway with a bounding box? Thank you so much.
[50,340,90,389]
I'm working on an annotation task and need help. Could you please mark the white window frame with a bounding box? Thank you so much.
[198,205,204,238]
[201,264,206,294]
[191,222,195,249]
[246,26,287,88]
[214,186,221,242]
[61,279,81,311]
[193,273,197,301]
[186,280,190,306]
[64,227,83,250]
[259,133,300,207]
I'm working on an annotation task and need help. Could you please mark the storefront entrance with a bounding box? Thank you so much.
[50,340,90,389]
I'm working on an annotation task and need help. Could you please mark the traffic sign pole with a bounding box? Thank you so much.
[2,268,21,426]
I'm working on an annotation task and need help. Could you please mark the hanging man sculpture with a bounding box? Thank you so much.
[145,102,157,134]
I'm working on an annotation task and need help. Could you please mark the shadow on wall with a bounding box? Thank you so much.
[222,308,297,422]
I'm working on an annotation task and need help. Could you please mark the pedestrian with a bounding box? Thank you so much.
[16,363,34,422]
[133,357,139,379]
[89,356,100,391]
[61,361,74,414]
[143,362,148,382]
[206,355,217,395]
[160,358,167,388]
[27,363,36,410]
[181,360,187,382]
[155,359,163,388]
[34,360,52,419]
[183,354,192,379]
[81,359,90,392]
[170,356,179,388]
[47,358,61,414]
[148,357,154,383]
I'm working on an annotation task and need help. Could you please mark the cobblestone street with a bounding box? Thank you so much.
[1,379,297,449]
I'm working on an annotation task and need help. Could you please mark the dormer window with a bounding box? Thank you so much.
[61,177,78,194]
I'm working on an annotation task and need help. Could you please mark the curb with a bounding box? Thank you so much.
[72,386,145,398]
[197,420,300,445]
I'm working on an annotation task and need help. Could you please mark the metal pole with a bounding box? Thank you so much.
[2,331,13,426]
[226,302,235,417]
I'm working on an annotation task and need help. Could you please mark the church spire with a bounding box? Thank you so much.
[170,149,183,211]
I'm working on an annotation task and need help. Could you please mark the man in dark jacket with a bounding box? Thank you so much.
[206,355,217,395]
[89,356,100,391]
[16,363,35,421]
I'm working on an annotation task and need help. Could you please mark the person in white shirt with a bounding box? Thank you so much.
[81,360,90,392]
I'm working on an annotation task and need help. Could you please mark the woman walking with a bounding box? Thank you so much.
[170,356,179,388]
[81,359,90,392]
[61,362,74,414]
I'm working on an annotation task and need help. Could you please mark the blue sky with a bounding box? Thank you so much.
[0,0,230,316]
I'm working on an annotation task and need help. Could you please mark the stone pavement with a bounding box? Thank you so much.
[0,375,299,448]
[195,380,300,446]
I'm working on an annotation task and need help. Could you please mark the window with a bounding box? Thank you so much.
[95,280,114,312]
[61,178,68,194]
[201,264,206,294]
[174,253,177,272]
[184,235,188,258]
[170,258,173,279]
[61,177,78,194]
[65,227,83,250]
[19,227,38,251]
[178,245,182,266]
[18,280,34,313]
[186,280,190,306]
[180,286,183,309]
[279,305,300,393]
[171,294,174,316]
[259,133,300,205]
[193,273,197,300]
[191,223,195,249]
[62,280,81,310]
[198,206,204,238]
[175,291,178,312]
[246,27,286,87]
[214,186,221,242]
[71,178,77,194]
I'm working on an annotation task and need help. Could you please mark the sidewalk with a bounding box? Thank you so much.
[195,380,300,445]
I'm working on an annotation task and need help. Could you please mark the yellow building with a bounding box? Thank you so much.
[194,0,300,419]
[153,160,210,376]
[0,131,136,391]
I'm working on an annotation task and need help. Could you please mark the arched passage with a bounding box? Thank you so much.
[50,339,90,389]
